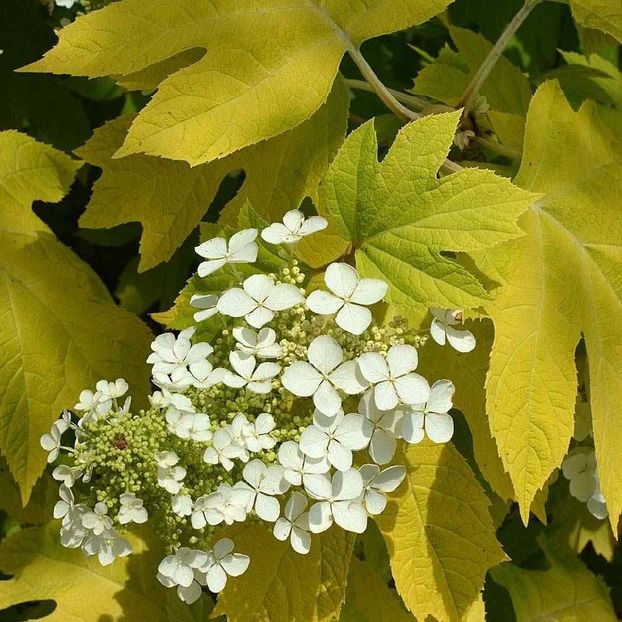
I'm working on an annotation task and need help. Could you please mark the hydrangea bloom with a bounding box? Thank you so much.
[429,308,476,353]
[261,209,327,244]
[401,379,455,445]
[195,229,258,277]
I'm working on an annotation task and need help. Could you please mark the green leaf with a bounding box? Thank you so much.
[0,131,152,503]
[569,0,622,43]
[213,523,354,622]
[23,0,453,165]
[76,80,348,271]
[474,80,622,524]
[0,523,210,622]
[315,112,536,311]
[491,538,617,621]
[375,441,506,622]
[339,557,412,622]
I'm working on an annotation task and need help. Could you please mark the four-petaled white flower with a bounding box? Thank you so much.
[224,351,280,394]
[401,379,455,444]
[233,327,282,359]
[200,538,250,593]
[96,378,129,402]
[306,263,388,335]
[359,464,406,515]
[234,459,289,522]
[83,528,132,566]
[190,293,219,323]
[118,493,148,525]
[203,428,245,471]
[147,328,212,377]
[244,413,277,452]
[158,547,208,588]
[40,419,69,463]
[273,492,312,554]
[261,209,327,245]
[282,335,367,416]
[217,274,303,328]
[172,493,193,517]
[304,469,367,534]
[193,484,248,527]
[357,345,428,411]
[357,390,402,465]
[429,308,476,353]
[74,389,103,413]
[167,411,213,443]
[52,464,83,488]
[82,502,113,535]
[278,440,330,486]
[156,451,187,494]
[561,448,598,502]
[299,410,371,472]
[195,229,258,277]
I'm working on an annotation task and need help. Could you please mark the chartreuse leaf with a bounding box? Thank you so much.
[76,80,348,271]
[569,0,622,43]
[375,441,506,622]
[314,111,536,311]
[213,522,354,622]
[22,0,452,165]
[339,557,412,622]
[475,80,622,525]
[0,131,152,503]
[491,538,617,621]
[0,523,210,622]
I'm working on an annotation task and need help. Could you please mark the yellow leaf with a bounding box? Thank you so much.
[570,0,622,43]
[339,557,413,622]
[0,131,152,502]
[491,538,617,621]
[475,81,622,524]
[213,522,354,622]
[76,81,348,271]
[0,523,209,622]
[23,0,452,165]
[376,442,506,622]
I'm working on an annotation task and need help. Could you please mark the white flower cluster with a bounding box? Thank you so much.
[561,447,607,519]
[41,209,484,605]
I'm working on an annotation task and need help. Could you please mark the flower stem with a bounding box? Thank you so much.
[343,78,430,113]
[457,0,542,115]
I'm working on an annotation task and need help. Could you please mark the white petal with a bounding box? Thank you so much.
[387,344,418,376]
[430,318,447,345]
[333,500,367,533]
[307,335,343,373]
[373,381,399,411]
[350,278,388,305]
[282,209,305,231]
[195,237,227,260]
[243,459,266,489]
[365,489,387,515]
[290,526,312,554]
[336,414,372,451]
[285,491,308,520]
[446,326,476,353]
[246,306,275,328]
[325,262,359,298]
[278,441,303,470]
[335,303,372,335]
[243,274,274,301]
[369,429,396,464]
[570,471,596,502]
[228,229,258,260]
[303,474,332,500]
[252,362,280,381]
[333,469,364,500]
[299,426,330,459]
[178,581,202,604]
[197,258,227,277]
[217,289,256,317]
[394,374,430,405]
[357,353,389,384]
[261,223,290,244]
[221,553,249,577]
[327,441,353,472]
[425,413,455,443]
[306,290,343,315]
[330,361,368,395]
[206,564,228,593]
[282,362,322,397]
[273,517,292,541]
[298,215,327,236]
[233,326,257,348]
[230,351,256,379]
[265,284,304,311]
[254,493,280,522]
[373,465,406,492]
[308,501,333,533]
[427,380,454,414]
[401,412,425,444]
[313,380,343,417]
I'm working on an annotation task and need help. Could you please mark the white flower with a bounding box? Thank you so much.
[281,335,367,416]
[233,326,282,359]
[167,411,213,442]
[587,478,608,520]
[40,419,69,463]
[304,469,367,534]
[152,369,194,392]
[244,413,276,452]
[561,448,598,502]
[74,389,102,413]
[278,440,330,486]
[217,274,303,328]
[172,493,193,517]
[273,492,312,554]
[234,459,289,522]
[117,493,148,525]
[228,414,253,461]
[83,528,132,566]
[55,0,78,8]
[203,428,245,471]
[190,293,219,323]
[261,209,327,245]
[401,379,455,444]
[54,484,75,522]
[357,390,402,465]
[306,263,388,335]
[224,352,280,394]
[147,328,212,376]
[59,507,88,548]
[82,502,113,535]
[192,484,248,527]
[95,378,129,401]
[156,451,187,494]
[429,308,476,353]
[158,547,209,588]
[199,538,250,593]
[299,410,371,472]
[359,464,406,515]
[357,345,428,411]
[52,465,83,488]
[195,229,258,277]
